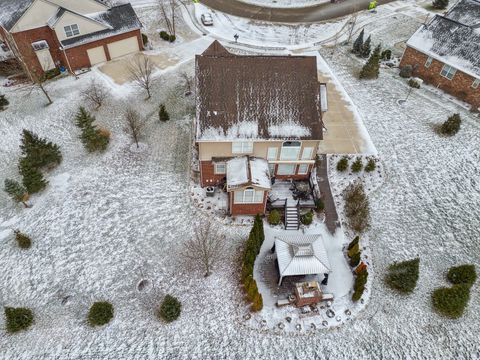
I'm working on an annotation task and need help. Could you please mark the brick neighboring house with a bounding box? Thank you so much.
[399,0,480,109]
[0,0,143,76]
[195,41,327,216]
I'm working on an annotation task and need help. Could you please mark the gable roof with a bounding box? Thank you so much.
[406,0,480,78]
[226,156,271,191]
[59,3,142,49]
[0,0,34,31]
[195,41,323,141]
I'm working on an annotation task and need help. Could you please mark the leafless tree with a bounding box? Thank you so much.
[128,54,154,99]
[346,5,359,44]
[180,218,226,277]
[124,107,145,148]
[180,71,193,96]
[158,0,179,36]
[82,79,109,110]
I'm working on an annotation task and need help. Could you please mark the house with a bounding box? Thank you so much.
[195,41,326,216]
[399,0,480,109]
[0,0,143,76]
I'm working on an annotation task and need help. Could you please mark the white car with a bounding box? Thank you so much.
[201,13,213,26]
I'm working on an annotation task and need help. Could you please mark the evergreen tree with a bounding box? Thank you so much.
[360,45,382,79]
[19,158,47,194]
[0,94,9,111]
[159,104,170,122]
[4,179,29,207]
[20,129,62,169]
[352,29,364,55]
[360,35,372,58]
[74,107,110,152]
[432,0,448,9]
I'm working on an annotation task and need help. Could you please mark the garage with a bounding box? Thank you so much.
[87,46,107,66]
[107,36,139,59]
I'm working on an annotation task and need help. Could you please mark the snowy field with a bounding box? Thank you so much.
[239,0,328,8]
[1,1,480,358]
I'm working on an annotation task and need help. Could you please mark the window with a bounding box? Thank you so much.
[277,164,296,175]
[301,147,314,160]
[267,147,278,160]
[268,163,276,175]
[280,141,301,160]
[440,64,456,80]
[214,162,226,174]
[64,24,80,38]
[232,141,253,154]
[472,78,480,89]
[297,164,309,175]
[234,188,264,204]
[425,57,433,68]
[31,40,49,51]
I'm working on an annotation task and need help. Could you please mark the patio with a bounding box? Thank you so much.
[268,180,316,209]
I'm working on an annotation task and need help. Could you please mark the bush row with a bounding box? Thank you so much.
[159,31,176,42]
[336,156,376,173]
[346,236,368,302]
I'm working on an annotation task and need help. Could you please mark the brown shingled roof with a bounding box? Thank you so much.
[195,41,323,141]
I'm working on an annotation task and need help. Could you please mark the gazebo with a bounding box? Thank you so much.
[275,234,331,286]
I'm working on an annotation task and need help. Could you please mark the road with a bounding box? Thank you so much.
[201,0,397,22]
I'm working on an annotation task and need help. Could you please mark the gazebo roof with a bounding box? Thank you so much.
[275,234,331,280]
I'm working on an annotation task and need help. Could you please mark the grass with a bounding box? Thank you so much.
[385,258,420,293]
[87,301,114,327]
[5,307,34,333]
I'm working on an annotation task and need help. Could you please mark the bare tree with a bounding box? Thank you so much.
[128,55,154,100]
[82,79,109,110]
[180,71,193,96]
[346,5,359,44]
[180,219,226,277]
[158,0,179,36]
[124,107,145,148]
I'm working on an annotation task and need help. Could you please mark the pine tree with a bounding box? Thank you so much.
[352,29,364,55]
[0,94,9,111]
[360,45,382,79]
[20,129,62,169]
[4,179,29,207]
[74,107,110,152]
[360,35,372,58]
[432,0,448,9]
[159,104,169,122]
[19,158,47,194]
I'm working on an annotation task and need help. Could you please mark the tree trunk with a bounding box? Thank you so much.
[39,83,53,105]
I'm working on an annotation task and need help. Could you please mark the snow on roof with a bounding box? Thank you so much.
[196,41,323,142]
[407,7,480,78]
[275,234,331,279]
[60,4,142,49]
[445,0,480,27]
[0,0,34,31]
[226,156,271,190]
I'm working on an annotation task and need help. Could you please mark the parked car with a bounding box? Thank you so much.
[201,13,213,26]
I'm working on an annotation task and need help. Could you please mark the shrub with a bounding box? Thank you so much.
[159,104,170,122]
[300,211,313,225]
[141,33,148,45]
[349,252,361,267]
[336,157,349,172]
[88,301,114,327]
[365,158,376,172]
[432,284,470,319]
[159,31,169,40]
[43,68,60,80]
[447,264,477,288]
[4,179,29,206]
[251,292,263,312]
[268,209,281,225]
[385,258,419,293]
[432,0,449,9]
[347,236,359,250]
[315,198,324,212]
[351,157,363,172]
[169,35,176,42]
[75,107,110,152]
[0,94,9,111]
[359,44,381,80]
[440,113,461,136]
[5,307,34,333]
[408,79,421,89]
[14,230,31,249]
[19,129,62,169]
[347,242,359,258]
[19,158,47,194]
[158,295,181,322]
[355,270,368,290]
[399,65,413,78]
[381,49,392,60]
[344,183,370,233]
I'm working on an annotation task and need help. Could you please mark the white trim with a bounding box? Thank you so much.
[60,28,141,49]
[232,141,253,154]
[233,188,264,204]
[472,78,480,89]
[440,64,457,80]
[425,56,433,68]
[64,23,80,37]
[267,147,278,160]
[214,162,226,174]
[277,164,296,175]
[301,147,314,160]
[297,164,309,175]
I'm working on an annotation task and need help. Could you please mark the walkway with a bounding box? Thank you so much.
[316,155,339,234]
[201,0,397,23]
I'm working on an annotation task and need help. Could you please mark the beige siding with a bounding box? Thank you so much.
[87,46,107,65]
[107,37,139,59]
[49,0,107,14]
[198,140,320,161]
[12,0,58,32]
[54,12,107,41]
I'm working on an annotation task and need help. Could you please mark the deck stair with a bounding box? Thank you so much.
[285,200,300,230]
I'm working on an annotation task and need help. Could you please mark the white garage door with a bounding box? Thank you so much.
[107,36,139,59]
[87,46,107,66]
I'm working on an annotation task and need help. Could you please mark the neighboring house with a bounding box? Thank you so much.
[195,41,327,216]
[0,0,143,76]
[400,0,480,109]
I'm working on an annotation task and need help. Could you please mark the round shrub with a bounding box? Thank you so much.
[141,33,148,46]
[365,158,376,172]
[88,301,114,327]
[408,78,420,88]
[5,307,34,333]
[351,157,363,173]
[169,35,176,42]
[440,113,461,136]
[381,49,392,60]
[159,31,169,40]
[385,258,419,293]
[336,157,348,172]
[268,209,281,225]
[300,211,313,225]
[447,264,477,287]
[158,295,181,323]
[399,65,413,78]
[432,284,470,319]
[315,198,325,212]
[14,230,31,249]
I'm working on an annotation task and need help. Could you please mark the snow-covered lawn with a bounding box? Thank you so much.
[238,0,329,8]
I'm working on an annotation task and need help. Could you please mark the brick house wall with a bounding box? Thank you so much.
[228,191,267,216]
[400,46,480,108]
